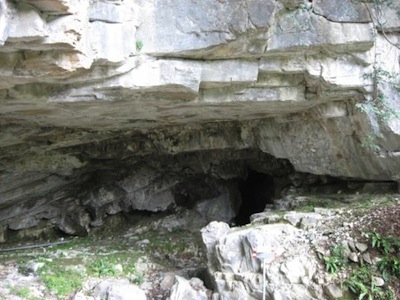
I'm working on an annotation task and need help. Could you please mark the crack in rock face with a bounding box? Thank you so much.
[0,0,399,241]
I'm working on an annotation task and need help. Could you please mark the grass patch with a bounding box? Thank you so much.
[87,253,144,284]
[140,230,199,263]
[296,196,342,212]
[10,286,31,298]
[38,266,84,297]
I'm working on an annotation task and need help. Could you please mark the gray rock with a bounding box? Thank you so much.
[7,6,46,42]
[0,225,6,243]
[169,276,208,300]
[93,279,146,300]
[25,261,45,274]
[250,211,282,224]
[58,203,91,236]
[355,242,368,253]
[203,223,319,299]
[313,0,370,22]
[274,198,292,211]
[195,189,241,225]
[324,284,343,299]
[371,276,385,287]
[283,212,302,227]
[200,222,231,274]
[348,252,359,263]
[347,240,356,252]
[73,291,95,300]
[160,272,176,290]
[283,212,322,229]
[362,253,372,265]
[0,0,399,244]
[300,213,322,229]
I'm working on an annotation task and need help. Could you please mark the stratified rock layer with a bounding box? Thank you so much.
[0,0,399,234]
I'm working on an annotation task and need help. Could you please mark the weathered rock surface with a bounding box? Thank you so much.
[92,279,146,300]
[201,221,322,300]
[169,276,209,300]
[0,0,399,235]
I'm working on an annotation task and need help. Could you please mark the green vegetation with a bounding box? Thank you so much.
[368,231,392,254]
[322,231,400,300]
[356,64,400,126]
[0,230,196,297]
[344,266,395,300]
[10,286,31,298]
[295,194,394,213]
[359,133,380,152]
[323,244,348,273]
[88,254,144,284]
[136,40,144,51]
[37,251,145,295]
[89,257,117,277]
[363,64,400,91]
[39,267,84,297]
[368,232,400,279]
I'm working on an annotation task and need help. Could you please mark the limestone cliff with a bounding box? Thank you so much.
[0,0,399,235]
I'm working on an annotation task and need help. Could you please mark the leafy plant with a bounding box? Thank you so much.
[136,40,143,51]
[323,244,347,273]
[89,258,117,277]
[378,255,400,279]
[356,94,400,122]
[344,266,394,300]
[368,231,400,254]
[363,64,399,88]
[371,233,400,278]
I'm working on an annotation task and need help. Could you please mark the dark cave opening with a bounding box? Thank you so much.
[235,169,275,226]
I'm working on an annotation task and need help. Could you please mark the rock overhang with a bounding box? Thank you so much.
[0,0,399,236]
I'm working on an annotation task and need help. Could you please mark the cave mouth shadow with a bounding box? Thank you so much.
[234,169,275,226]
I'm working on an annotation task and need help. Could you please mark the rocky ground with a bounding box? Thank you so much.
[0,192,399,300]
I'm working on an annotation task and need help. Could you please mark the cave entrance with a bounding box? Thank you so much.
[235,169,275,226]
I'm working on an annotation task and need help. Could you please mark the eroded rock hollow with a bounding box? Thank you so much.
[0,0,400,239]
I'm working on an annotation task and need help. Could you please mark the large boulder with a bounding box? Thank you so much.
[201,222,323,299]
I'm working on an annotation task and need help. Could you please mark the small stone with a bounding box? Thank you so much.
[283,213,302,227]
[324,284,343,299]
[372,276,385,287]
[362,253,372,264]
[348,252,358,263]
[114,264,123,274]
[160,272,176,290]
[315,246,329,258]
[342,222,351,228]
[314,207,333,216]
[355,242,368,253]
[26,261,45,274]
[300,213,322,230]
[347,240,356,252]
[138,239,150,247]
[189,277,205,289]
[372,257,381,265]
[73,291,95,300]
